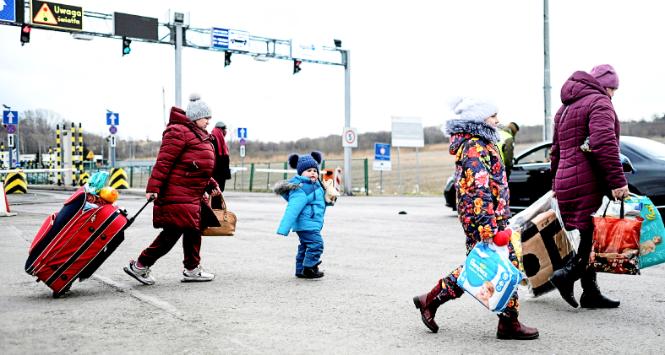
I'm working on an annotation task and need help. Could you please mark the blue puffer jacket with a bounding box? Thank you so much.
[275,175,326,235]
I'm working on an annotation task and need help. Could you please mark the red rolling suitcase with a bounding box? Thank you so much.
[25,188,151,297]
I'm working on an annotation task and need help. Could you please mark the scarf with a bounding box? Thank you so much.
[212,127,229,156]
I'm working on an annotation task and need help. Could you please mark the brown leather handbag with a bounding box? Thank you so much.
[202,195,237,236]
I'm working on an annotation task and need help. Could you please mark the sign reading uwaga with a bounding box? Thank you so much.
[31,0,83,31]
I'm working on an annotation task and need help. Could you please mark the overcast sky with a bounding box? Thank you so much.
[1,0,664,143]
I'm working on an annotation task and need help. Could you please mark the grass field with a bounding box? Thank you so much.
[224,136,665,196]
[231,143,478,196]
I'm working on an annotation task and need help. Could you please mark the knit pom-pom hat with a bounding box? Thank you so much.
[186,93,212,121]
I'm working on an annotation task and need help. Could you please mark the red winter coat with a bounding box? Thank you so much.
[550,71,626,231]
[146,107,219,230]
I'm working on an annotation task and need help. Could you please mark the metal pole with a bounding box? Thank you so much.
[174,15,184,107]
[397,147,402,194]
[7,136,12,169]
[543,0,552,141]
[342,50,353,195]
[415,147,420,194]
[380,170,383,194]
[4,105,13,168]
[111,136,116,168]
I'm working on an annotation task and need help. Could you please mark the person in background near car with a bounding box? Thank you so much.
[549,64,628,309]
[123,93,221,285]
[412,97,539,340]
[211,121,231,208]
[497,122,519,178]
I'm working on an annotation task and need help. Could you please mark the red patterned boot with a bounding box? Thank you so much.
[496,315,539,340]
[412,280,446,333]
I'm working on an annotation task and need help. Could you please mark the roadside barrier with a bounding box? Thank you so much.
[110,168,129,189]
[3,170,28,194]
[79,172,90,186]
[0,182,17,217]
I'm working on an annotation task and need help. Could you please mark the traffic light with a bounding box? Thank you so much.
[122,37,131,56]
[20,24,31,45]
[224,51,232,67]
[293,60,302,74]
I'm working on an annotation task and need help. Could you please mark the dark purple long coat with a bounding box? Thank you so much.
[550,71,626,231]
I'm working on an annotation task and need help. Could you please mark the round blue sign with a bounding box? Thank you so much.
[6,124,16,134]
[109,125,117,134]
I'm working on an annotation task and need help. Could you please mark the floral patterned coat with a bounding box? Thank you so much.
[446,119,511,249]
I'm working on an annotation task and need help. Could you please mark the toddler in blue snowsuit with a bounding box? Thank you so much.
[275,152,330,279]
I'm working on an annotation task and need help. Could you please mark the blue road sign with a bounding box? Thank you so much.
[7,124,16,134]
[2,110,18,125]
[0,0,16,22]
[211,27,229,50]
[374,143,391,161]
[109,125,118,134]
[237,127,247,139]
[106,112,119,126]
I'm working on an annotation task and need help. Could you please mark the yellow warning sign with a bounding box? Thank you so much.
[33,3,57,25]
[86,151,94,160]
[30,1,83,31]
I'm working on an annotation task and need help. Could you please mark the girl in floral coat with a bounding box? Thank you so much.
[413,97,539,340]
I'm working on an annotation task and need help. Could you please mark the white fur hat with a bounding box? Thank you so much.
[186,93,212,121]
[450,97,497,122]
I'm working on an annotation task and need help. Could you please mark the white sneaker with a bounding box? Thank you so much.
[123,260,155,285]
[181,265,215,282]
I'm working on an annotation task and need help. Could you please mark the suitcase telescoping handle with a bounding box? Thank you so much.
[125,196,155,227]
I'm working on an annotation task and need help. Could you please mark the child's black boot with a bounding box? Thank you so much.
[302,265,324,279]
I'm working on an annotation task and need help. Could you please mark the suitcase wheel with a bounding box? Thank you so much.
[53,284,72,298]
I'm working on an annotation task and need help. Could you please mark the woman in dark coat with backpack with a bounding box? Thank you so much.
[549,64,629,309]
[123,94,221,285]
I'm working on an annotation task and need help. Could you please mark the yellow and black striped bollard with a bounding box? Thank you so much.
[4,170,28,194]
[79,172,90,186]
[110,168,129,189]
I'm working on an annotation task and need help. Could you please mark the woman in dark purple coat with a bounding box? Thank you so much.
[549,64,629,309]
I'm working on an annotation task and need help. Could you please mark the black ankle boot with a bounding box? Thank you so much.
[580,268,620,308]
[302,265,324,279]
[549,258,582,308]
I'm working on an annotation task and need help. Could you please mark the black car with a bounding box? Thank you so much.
[444,136,665,215]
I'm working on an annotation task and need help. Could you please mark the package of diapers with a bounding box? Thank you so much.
[457,242,523,312]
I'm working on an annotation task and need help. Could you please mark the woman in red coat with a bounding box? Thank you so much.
[549,64,628,308]
[124,94,221,285]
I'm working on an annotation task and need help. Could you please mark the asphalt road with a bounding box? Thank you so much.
[1,189,664,354]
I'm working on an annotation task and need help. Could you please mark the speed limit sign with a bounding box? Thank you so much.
[342,127,358,148]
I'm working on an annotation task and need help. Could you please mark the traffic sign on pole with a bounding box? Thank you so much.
[237,127,247,140]
[373,143,391,171]
[2,111,18,125]
[0,0,16,22]
[239,145,246,158]
[342,127,358,148]
[106,112,119,126]
[6,125,16,134]
[109,125,118,134]
[211,27,229,50]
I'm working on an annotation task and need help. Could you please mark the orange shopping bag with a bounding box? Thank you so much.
[591,200,642,275]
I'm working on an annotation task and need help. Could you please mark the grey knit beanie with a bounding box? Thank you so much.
[215,121,226,129]
[186,93,212,121]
